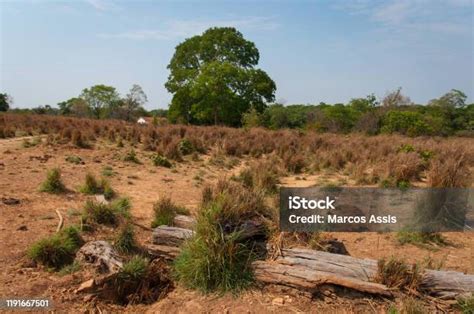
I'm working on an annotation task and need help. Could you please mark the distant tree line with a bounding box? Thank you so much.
[2,84,155,122]
[242,88,473,136]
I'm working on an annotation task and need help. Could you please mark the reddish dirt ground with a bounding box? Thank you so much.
[0,136,472,313]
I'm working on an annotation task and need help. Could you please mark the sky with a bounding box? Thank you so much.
[1,0,473,110]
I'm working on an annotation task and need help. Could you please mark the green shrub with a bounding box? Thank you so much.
[397,231,447,249]
[178,138,194,155]
[398,144,415,153]
[65,155,83,165]
[123,149,141,164]
[381,111,433,136]
[152,154,172,168]
[39,168,66,193]
[151,198,185,228]
[115,224,137,254]
[28,226,83,270]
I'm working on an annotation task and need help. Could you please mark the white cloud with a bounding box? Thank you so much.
[98,16,279,40]
[84,0,119,11]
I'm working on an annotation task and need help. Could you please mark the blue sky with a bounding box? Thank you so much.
[1,0,473,109]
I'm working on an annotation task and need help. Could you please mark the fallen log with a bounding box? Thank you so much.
[173,215,196,229]
[254,247,474,299]
[147,244,182,260]
[152,226,195,246]
[147,227,474,299]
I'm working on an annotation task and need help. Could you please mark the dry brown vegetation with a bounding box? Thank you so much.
[1,113,473,313]
[1,113,472,188]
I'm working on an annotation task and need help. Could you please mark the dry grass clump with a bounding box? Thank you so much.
[375,257,423,292]
[71,129,89,148]
[427,148,471,187]
[111,256,172,305]
[236,158,282,194]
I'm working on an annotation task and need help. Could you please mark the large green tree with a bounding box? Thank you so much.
[0,93,12,112]
[80,85,120,119]
[165,27,276,126]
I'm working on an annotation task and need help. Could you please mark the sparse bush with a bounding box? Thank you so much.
[65,155,83,164]
[22,136,41,148]
[152,154,172,168]
[28,226,83,270]
[237,160,280,194]
[284,154,306,174]
[178,138,194,155]
[39,168,66,193]
[123,149,141,164]
[115,224,137,254]
[71,129,88,148]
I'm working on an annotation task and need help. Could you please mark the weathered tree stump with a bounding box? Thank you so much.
[75,241,123,274]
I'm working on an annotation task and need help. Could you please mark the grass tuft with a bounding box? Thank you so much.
[79,173,115,200]
[39,168,66,194]
[173,180,271,294]
[114,223,137,254]
[455,294,474,314]
[151,198,187,228]
[397,231,448,249]
[28,226,83,270]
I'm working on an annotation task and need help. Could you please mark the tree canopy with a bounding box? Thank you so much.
[165,27,276,126]
[0,93,12,112]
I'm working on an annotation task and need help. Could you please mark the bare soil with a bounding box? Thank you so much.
[0,136,472,313]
